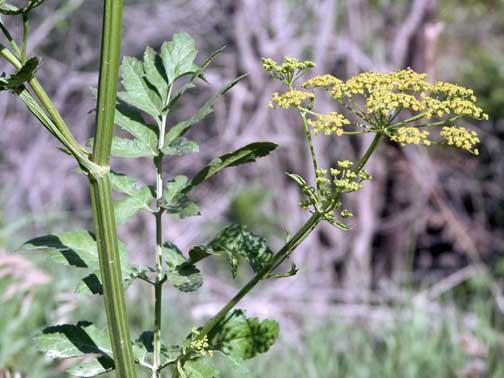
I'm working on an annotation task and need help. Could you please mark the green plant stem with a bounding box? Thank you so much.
[21,13,28,63]
[0,44,85,155]
[152,84,173,378]
[170,132,384,376]
[299,110,319,190]
[90,1,137,377]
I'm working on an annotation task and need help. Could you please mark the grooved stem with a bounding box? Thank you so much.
[91,1,137,377]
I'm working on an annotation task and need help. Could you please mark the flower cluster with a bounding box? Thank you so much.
[323,69,488,122]
[440,126,480,155]
[303,74,342,89]
[269,90,314,109]
[190,329,212,357]
[307,112,350,136]
[390,127,431,146]
[262,57,315,85]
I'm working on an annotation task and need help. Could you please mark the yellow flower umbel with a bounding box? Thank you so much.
[440,126,480,155]
[391,127,431,146]
[269,90,314,109]
[263,56,487,226]
[307,112,350,136]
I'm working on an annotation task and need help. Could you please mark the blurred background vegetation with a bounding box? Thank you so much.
[1,0,504,377]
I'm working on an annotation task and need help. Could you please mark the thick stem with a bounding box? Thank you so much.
[91,1,137,376]
[89,176,137,377]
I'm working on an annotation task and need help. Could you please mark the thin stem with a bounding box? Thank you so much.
[0,23,22,57]
[388,111,428,128]
[152,84,173,378]
[299,110,319,189]
[169,132,384,375]
[91,1,137,377]
[21,13,28,63]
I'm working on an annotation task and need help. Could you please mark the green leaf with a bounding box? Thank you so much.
[183,358,219,378]
[143,46,168,102]
[163,241,203,292]
[109,171,138,196]
[184,142,277,194]
[66,358,114,377]
[114,186,154,224]
[21,231,134,278]
[115,101,158,153]
[0,57,40,90]
[118,56,163,120]
[161,176,200,219]
[209,310,279,360]
[160,32,199,84]
[22,230,102,270]
[163,74,247,147]
[189,225,273,278]
[35,322,114,377]
[75,265,150,295]
[111,136,156,158]
[88,136,155,158]
[161,136,199,156]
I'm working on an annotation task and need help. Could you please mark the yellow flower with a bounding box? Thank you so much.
[269,90,314,109]
[440,126,480,154]
[307,112,350,135]
[303,75,342,89]
[391,127,431,146]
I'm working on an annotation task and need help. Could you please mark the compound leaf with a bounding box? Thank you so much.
[118,56,163,120]
[160,32,199,84]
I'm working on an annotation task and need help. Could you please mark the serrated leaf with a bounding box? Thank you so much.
[143,46,168,101]
[163,75,247,147]
[118,56,163,119]
[162,176,200,219]
[183,142,277,194]
[189,225,273,278]
[161,136,199,156]
[184,358,219,378]
[109,171,138,196]
[160,32,199,84]
[115,101,158,153]
[209,310,279,360]
[35,322,113,359]
[114,186,154,224]
[21,231,134,278]
[163,241,203,292]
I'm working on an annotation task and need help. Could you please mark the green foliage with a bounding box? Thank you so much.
[189,225,274,278]
[35,322,114,377]
[163,241,203,292]
[209,310,279,360]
